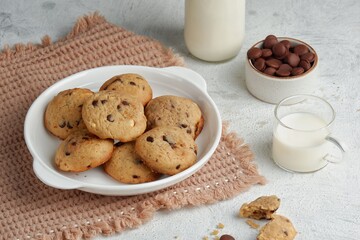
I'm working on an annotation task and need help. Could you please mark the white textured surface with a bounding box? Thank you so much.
[1,0,360,239]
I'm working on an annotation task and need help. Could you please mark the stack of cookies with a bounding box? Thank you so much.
[44,73,204,184]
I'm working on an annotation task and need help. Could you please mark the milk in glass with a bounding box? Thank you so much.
[272,112,331,172]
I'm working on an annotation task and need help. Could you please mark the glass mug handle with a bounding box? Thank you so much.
[323,135,348,163]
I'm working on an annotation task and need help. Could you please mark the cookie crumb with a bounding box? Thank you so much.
[211,230,219,235]
[217,223,225,229]
[246,219,260,229]
[202,236,209,240]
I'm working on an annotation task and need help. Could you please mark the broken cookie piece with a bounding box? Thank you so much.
[239,195,280,220]
[257,214,297,240]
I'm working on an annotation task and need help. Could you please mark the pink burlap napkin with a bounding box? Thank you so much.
[0,13,265,240]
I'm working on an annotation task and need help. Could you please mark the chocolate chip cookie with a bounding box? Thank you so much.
[257,215,297,240]
[239,195,281,220]
[44,88,93,139]
[104,142,161,184]
[99,73,152,106]
[145,95,204,139]
[82,90,147,142]
[135,126,197,175]
[55,130,114,172]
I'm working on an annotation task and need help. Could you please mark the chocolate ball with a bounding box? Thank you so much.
[293,44,309,56]
[261,48,272,58]
[291,67,305,76]
[284,53,300,67]
[220,235,235,240]
[265,58,282,69]
[247,47,262,60]
[300,52,315,62]
[264,67,277,76]
[253,58,266,71]
[272,42,288,59]
[280,40,291,49]
[263,35,278,49]
[276,64,292,77]
[299,59,311,70]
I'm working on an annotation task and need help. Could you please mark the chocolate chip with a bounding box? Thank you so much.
[71,141,77,146]
[87,164,92,168]
[219,234,235,240]
[291,67,305,76]
[284,53,300,67]
[129,81,136,86]
[247,47,262,60]
[265,58,282,69]
[134,159,143,165]
[78,104,83,108]
[176,164,181,170]
[122,100,129,106]
[146,136,154,142]
[163,135,176,148]
[117,105,122,111]
[186,129,192,134]
[299,59,311,71]
[101,100,107,104]
[92,100,98,107]
[66,121,73,129]
[284,231,289,236]
[294,44,309,56]
[106,114,114,122]
[65,152,70,156]
[132,175,140,179]
[264,67,277,76]
[253,58,266,71]
[261,48,272,58]
[59,122,66,128]
[263,35,278,49]
[114,141,123,147]
[180,124,188,128]
[272,42,288,59]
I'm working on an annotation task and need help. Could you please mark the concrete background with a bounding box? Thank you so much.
[1,0,359,239]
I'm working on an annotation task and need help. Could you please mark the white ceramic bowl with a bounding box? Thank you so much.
[24,66,222,196]
[245,37,318,104]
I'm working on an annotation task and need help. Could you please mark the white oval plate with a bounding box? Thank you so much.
[24,66,221,196]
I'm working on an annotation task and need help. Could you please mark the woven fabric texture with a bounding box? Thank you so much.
[0,13,266,240]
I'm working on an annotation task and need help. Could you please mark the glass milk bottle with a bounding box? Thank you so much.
[184,0,245,62]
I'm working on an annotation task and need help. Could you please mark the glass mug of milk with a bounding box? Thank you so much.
[272,95,347,173]
[184,0,245,62]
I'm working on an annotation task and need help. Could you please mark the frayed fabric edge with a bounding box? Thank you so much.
[0,12,105,61]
